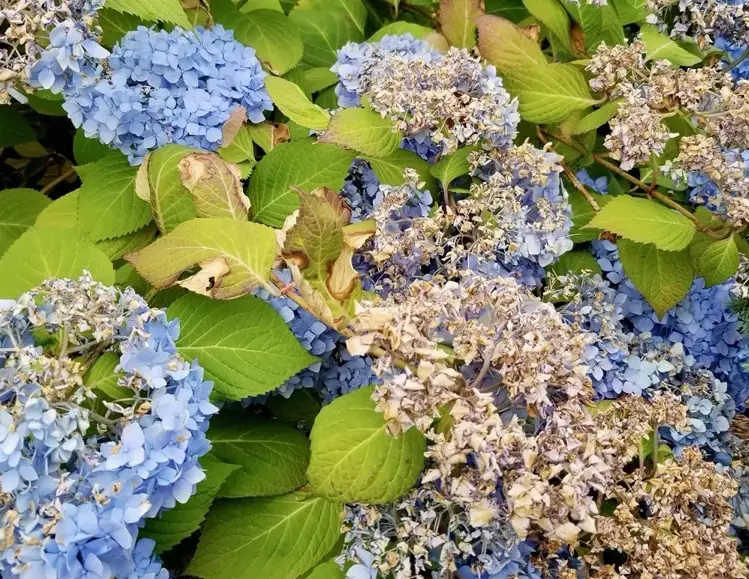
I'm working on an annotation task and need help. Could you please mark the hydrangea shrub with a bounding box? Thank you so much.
[4,0,749,577]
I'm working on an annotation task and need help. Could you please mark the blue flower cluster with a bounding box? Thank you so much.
[474,147,573,287]
[717,36,749,81]
[28,19,108,95]
[576,168,609,194]
[341,160,433,224]
[252,273,378,403]
[331,33,440,108]
[55,25,271,164]
[0,275,217,578]
[458,543,543,579]
[567,241,749,409]
[662,369,736,461]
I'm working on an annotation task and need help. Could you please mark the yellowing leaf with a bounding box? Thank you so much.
[178,153,250,220]
[125,218,277,299]
[476,14,546,73]
[265,77,331,130]
[503,63,598,123]
[282,187,350,278]
[439,0,483,48]
[147,144,199,233]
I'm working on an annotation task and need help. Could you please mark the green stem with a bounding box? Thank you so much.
[41,167,76,196]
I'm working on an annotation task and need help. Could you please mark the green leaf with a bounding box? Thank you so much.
[484,0,530,23]
[248,139,356,227]
[141,455,241,554]
[640,25,702,66]
[240,0,283,12]
[548,250,602,276]
[320,108,401,158]
[503,63,598,123]
[265,77,331,130]
[73,129,110,165]
[212,0,303,75]
[0,106,35,147]
[522,0,571,50]
[35,191,78,228]
[126,218,277,299]
[590,4,624,48]
[290,10,364,67]
[303,561,345,579]
[178,153,250,220]
[430,147,476,186]
[476,14,546,73]
[104,0,190,27]
[364,149,438,192]
[0,189,51,255]
[568,187,610,242]
[147,144,198,234]
[77,152,153,242]
[188,494,342,579]
[369,22,434,41]
[570,99,621,135]
[439,0,483,48]
[610,0,645,24]
[584,195,696,251]
[167,293,317,398]
[0,227,114,298]
[208,412,311,497]
[295,0,367,34]
[618,239,693,317]
[219,126,256,165]
[95,223,158,261]
[267,389,322,426]
[98,7,147,48]
[307,387,425,503]
[303,68,339,94]
[694,236,739,287]
[24,90,66,116]
[83,352,130,403]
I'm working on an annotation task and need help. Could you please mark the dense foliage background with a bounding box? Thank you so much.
[4,0,749,577]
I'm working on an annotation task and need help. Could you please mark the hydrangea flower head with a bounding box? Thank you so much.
[332,36,519,152]
[0,273,217,578]
[332,33,440,108]
[61,24,272,164]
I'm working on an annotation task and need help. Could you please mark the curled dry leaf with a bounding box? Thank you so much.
[177,256,231,296]
[221,105,248,147]
[326,244,359,302]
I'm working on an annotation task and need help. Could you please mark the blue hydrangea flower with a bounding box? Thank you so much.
[474,146,573,286]
[717,36,749,81]
[332,33,440,108]
[591,240,749,406]
[60,24,272,164]
[28,20,108,94]
[250,272,378,403]
[341,160,433,224]
[661,370,736,457]
[575,168,609,194]
[0,274,216,578]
